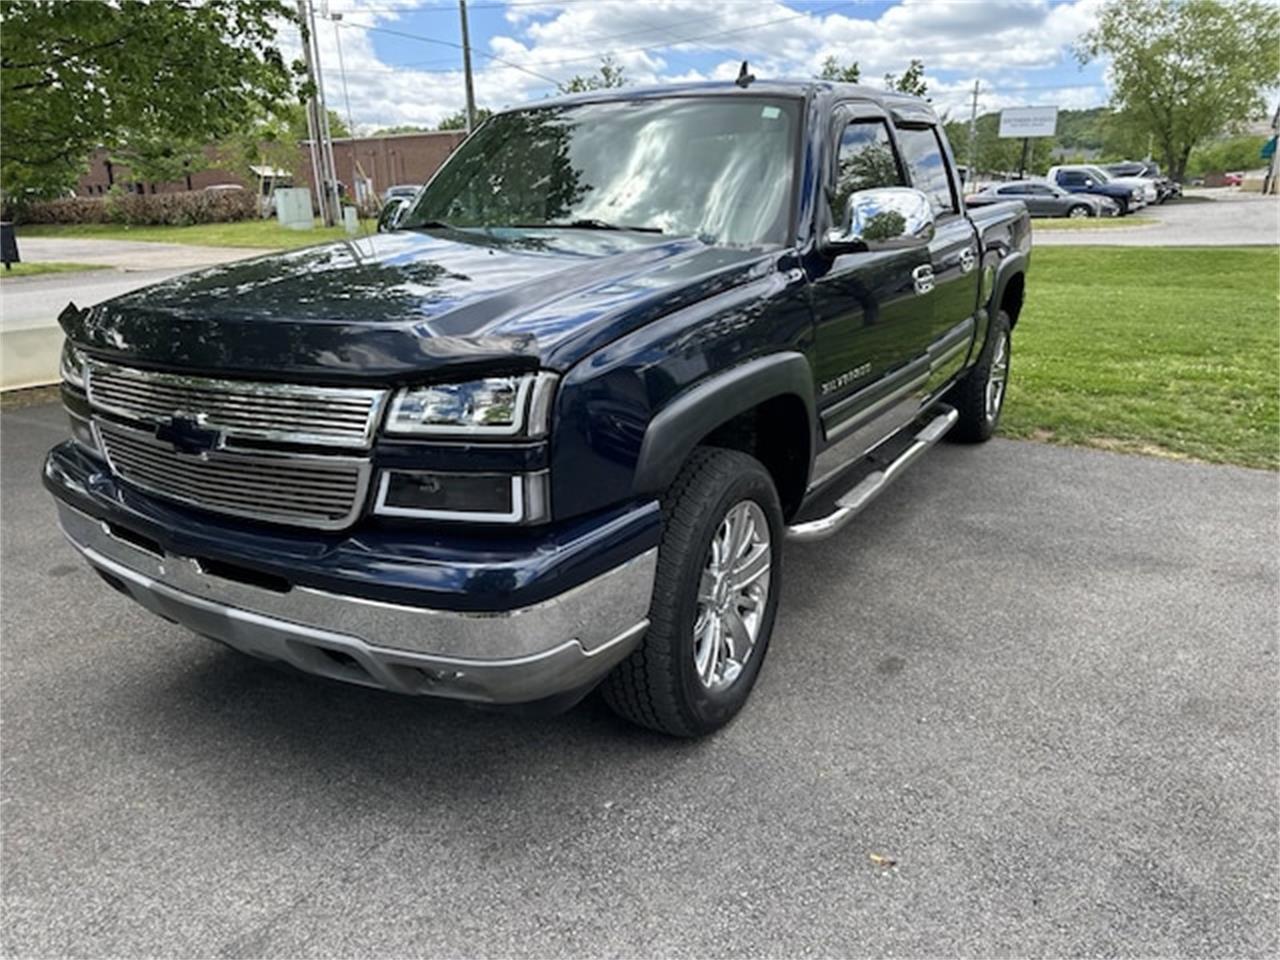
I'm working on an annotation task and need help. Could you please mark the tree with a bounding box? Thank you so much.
[110,134,209,187]
[1077,0,1280,180]
[217,103,304,188]
[371,124,432,136]
[558,56,627,95]
[437,107,493,131]
[1188,134,1272,176]
[817,56,860,83]
[286,106,350,142]
[884,59,927,97]
[0,0,302,204]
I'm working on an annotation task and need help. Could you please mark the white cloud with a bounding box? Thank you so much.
[298,0,1109,133]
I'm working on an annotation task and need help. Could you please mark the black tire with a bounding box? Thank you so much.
[1116,197,1130,215]
[601,447,783,737]
[946,309,1011,444]
[1067,204,1091,219]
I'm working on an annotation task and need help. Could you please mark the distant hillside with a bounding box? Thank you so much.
[1054,107,1110,151]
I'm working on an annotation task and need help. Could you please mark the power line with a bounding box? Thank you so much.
[331,3,855,80]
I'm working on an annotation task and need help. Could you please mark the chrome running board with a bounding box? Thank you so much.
[786,405,959,543]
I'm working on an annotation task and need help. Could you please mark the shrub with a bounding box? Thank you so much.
[20,187,258,226]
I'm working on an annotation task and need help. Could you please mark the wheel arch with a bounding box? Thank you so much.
[632,352,816,520]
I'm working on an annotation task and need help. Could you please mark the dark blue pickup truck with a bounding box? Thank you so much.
[45,80,1030,736]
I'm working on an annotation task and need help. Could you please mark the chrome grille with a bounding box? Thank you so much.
[86,362,387,449]
[95,420,371,530]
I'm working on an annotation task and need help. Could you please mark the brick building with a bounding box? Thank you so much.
[75,130,467,201]
[299,131,466,204]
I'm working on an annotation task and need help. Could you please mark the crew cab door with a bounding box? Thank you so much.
[893,122,980,388]
[807,107,934,451]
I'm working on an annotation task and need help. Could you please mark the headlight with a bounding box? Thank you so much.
[60,340,86,389]
[385,372,556,438]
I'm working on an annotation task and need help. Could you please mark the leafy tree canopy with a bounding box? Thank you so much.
[817,56,861,83]
[0,0,301,202]
[558,56,627,95]
[437,107,494,131]
[1077,0,1280,180]
[885,59,927,97]
[370,124,432,136]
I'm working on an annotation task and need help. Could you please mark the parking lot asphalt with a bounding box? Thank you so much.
[1032,190,1279,247]
[2,401,1277,958]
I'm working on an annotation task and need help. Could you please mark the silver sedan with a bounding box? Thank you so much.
[966,181,1119,218]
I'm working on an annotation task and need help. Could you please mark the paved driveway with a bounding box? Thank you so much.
[1,402,1276,958]
[14,236,270,270]
[1033,190,1279,246]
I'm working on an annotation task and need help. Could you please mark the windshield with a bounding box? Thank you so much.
[1084,166,1113,183]
[402,96,800,248]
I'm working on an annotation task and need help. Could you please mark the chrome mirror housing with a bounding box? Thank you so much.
[376,197,411,233]
[825,187,936,253]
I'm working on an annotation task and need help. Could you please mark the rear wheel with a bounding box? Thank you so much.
[1067,204,1091,218]
[946,309,1011,443]
[601,447,782,737]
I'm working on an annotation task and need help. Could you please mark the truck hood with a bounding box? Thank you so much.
[60,228,770,382]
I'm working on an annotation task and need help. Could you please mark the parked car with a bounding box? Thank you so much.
[1103,161,1180,202]
[1045,165,1145,215]
[1048,164,1156,207]
[383,184,420,202]
[45,80,1031,737]
[1224,171,1244,186]
[966,180,1119,218]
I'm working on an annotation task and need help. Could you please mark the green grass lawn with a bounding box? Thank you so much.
[17,219,375,250]
[1003,246,1279,470]
[1033,216,1159,231]
[0,261,112,279]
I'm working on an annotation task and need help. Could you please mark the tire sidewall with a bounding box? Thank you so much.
[665,459,783,731]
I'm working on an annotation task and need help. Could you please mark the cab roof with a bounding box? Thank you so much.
[500,79,939,126]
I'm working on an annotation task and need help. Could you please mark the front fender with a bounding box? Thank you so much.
[632,352,816,496]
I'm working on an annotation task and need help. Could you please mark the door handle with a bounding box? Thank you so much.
[912,264,935,295]
[959,248,976,274]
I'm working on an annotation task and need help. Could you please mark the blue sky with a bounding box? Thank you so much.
[307,0,1111,132]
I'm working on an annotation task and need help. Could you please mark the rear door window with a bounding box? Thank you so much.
[894,125,957,215]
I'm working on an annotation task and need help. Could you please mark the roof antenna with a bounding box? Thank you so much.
[735,60,755,88]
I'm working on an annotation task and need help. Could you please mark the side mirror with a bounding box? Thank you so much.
[824,187,936,254]
[1083,179,1094,188]
[376,197,410,233]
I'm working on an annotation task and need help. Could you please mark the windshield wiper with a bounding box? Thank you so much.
[514,219,664,234]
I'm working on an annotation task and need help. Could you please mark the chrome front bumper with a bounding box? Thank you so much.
[56,503,656,704]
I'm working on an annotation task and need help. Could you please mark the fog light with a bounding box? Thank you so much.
[374,470,549,523]
[68,411,101,456]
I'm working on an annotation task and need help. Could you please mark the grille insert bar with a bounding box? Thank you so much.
[86,362,387,449]
[95,419,371,530]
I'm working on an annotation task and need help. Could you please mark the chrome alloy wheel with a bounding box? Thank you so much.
[1068,205,1091,218]
[693,500,772,691]
[985,330,1010,422]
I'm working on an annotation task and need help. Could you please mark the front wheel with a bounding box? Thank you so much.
[946,309,1011,443]
[1067,204,1091,219]
[601,447,783,737]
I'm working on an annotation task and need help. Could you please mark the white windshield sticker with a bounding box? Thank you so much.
[761,106,780,119]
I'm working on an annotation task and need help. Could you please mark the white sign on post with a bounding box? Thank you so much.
[998,106,1059,139]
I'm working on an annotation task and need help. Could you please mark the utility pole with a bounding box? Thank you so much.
[331,12,363,205]
[308,0,342,226]
[966,79,980,189]
[296,0,328,226]
[459,0,477,133]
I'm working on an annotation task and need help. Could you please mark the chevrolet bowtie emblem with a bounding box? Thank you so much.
[155,416,222,455]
